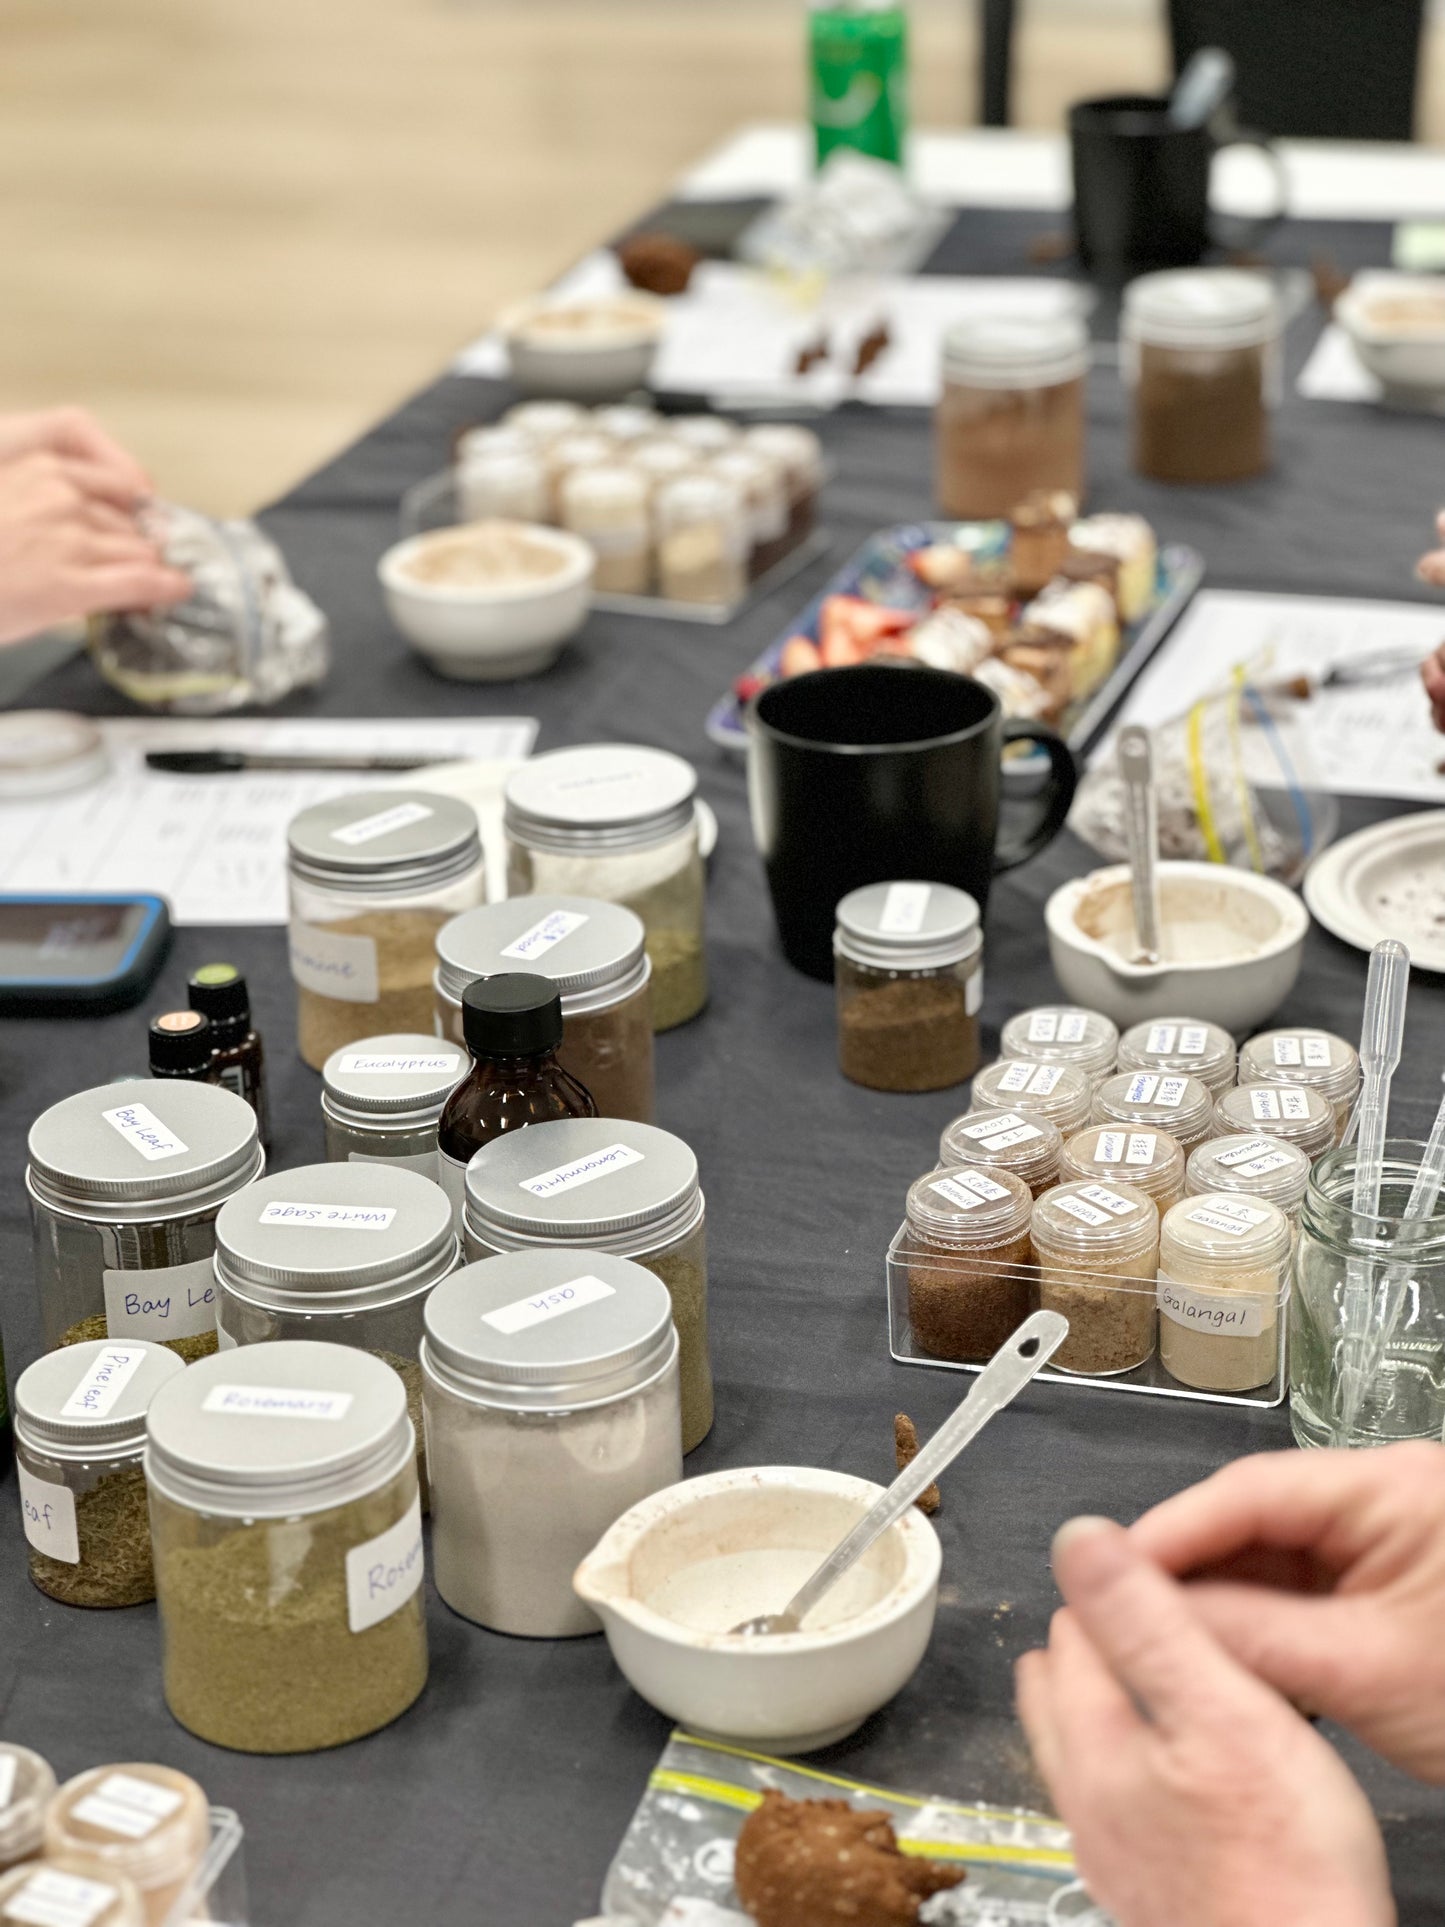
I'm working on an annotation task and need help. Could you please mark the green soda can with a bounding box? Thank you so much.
[809,0,909,168]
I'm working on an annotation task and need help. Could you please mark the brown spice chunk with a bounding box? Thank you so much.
[839,975,978,1093]
[854,320,892,376]
[616,231,701,296]
[735,1790,964,1927]
[893,1414,940,1515]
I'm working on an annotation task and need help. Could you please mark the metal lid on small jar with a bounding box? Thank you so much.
[504,745,698,854]
[286,789,482,892]
[322,1033,467,1128]
[1000,1006,1117,1081]
[1238,1028,1361,1106]
[144,1340,413,1518]
[27,1082,263,1220]
[214,1162,456,1313]
[906,1165,1032,1248]
[1186,1133,1311,1214]
[942,312,1090,389]
[834,881,981,971]
[14,1340,185,1460]
[420,1248,677,1412]
[1123,269,1277,349]
[1214,1081,1337,1157]
[464,1117,701,1254]
[435,896,649,1016]
[1117,1016,1237,1093]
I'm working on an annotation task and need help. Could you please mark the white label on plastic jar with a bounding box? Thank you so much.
[1214,1136,1275,1168]
[331,799,434,847]
[346,1494,424,1634]
[71,1774,183,1839]
[1052,1194,1111,1228]
[1026,1064,1064,1095]
[1236,1147,1295,1178]
[350,1149,438,1177]
[520,1141,645,1197]
[289,920,380,1004]
[966,967,984,1016]
[1154,1077,1189,1109]
[1145,1023,1177,1054]
[18,1464,78,1565]
[201,1385,353,1421]
[1093,1131,1125,1164]
[1079,1184,1137,1217]
[1185,1200,1270,1237]
[930,1177,983,1211]
[960,1111,1026,1140]
[1159,1276,1268,1338]
[1127,1134,1157,1165]
[1057,1013,1088,1043]
[995,1061,1035,1094]
[500,908,590,961]
[338,1052,461,1076]
[1179,1026,1209,1055]
[257,1201,396,1230]
[976,1123,1041,1150]
[1251,1087,1309,1122]
[101,1101,188,1163]
[482,1271,617,1335]
[877,883,931,934]
[954,1168,1011,1202]
[0,1755,15,1807]
[1123,1073,1159,1104]
[2,1869,120,1927]
[1303,1036,1332,1067]
[1027,1012,1059,1042]
[103,1256,217,1342]
[1272,1036,1303,1066]
[60,1345,149,1419]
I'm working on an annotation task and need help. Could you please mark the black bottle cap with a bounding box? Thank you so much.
[462,973,564,1057]
[188,962,251,1026]
[149,1009,214,1074]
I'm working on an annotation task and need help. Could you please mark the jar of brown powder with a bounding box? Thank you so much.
[936,313,1089,519]
[1123,270,1279,485]
[1031,1178,1159,1376]
[938,1107,1063,1198]
[834,882,982,1093]
[904,1165,1033,1362]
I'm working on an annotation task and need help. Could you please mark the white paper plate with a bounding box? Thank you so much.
[1304,810,1445,972]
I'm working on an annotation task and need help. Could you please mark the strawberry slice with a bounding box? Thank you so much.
[819,594,917,662]
[779,635,824,678]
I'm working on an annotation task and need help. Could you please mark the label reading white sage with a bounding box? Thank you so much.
[18,1464,78,1565]
[500,908,590,961]
[520,1141,645,1197]
[257,1201,396,1230]
[61,1345,149,1419]
[878,883,931,934]
[289,920,380,1004]
[346,1495,424,1634]
[101,1102,187,1163]
[102,1256,217,1342]
[482,1272,617,1335]
[201,1386,353,1421]
[1159,1277,1268,1338]
[331,799,434,846]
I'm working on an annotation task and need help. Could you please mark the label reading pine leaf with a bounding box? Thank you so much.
[500,908,590,962]
[18,1464,78,1565]
[103,1256,217,1343]
[331,799,434,847]
[2,1869,121,1927]
[482,1272,617,1335]
[878,883,931,935]
[1159,1277,1268,1339]
[346,1494,424,1634]
[60,1345,149,1419]
[101,1102,188,1163]
[1078,1184,1137,1217]
[519,1141,645,1198]
[257,1201,396,1230]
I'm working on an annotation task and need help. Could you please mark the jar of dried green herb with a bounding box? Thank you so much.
[14,1341,184,1608]
[0,1744,57,1873]
[145,1342,427,1754]
[834,882,982,1093]
[322,1033,467,1178]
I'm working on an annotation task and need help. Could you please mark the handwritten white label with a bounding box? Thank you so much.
[519,1141,645,1198]
[1145,1023,1178,1054]
[103,1256,217,1343]
[1214,1136,1274,1168]
[71,1775,183,1840]
[346,1494,424,1634]
[1279,1089,1311,1119]
[331,799,434,846]
[60,1345,149,1419]
[1027,1012,1059,1042]
[1179,1026,1209,1055]
[101,1102,187,1163]
[966,968,984,1016]
[1186,1200,1270,1237]
[1154,1077,1189,1109]
[1058,1013,1089,1043]
[1093,1131,1125,1164]
[1053,1194,1111,1228]
[338,1053,461,1076]
[1026,1064,1064,1095]
[975,1122,1041,1150]
[18,1464,78,1565]
[201,1385,354,1421]
[1079,1184,1137,1217]
[483,1271,618,1335]
[3,1869,120,1927]
[959,1111,1025,1140]
[1123,1073,1159,1103]
[257,1201,396,1230]
[1252,1087,1309,1121]
[995,1061,1034,1093]
[1127,1134,1158,1165]
[1159,1276,1268,1338]
[953,1168,1011,1202]
[500,908,590,961]
[1304,1036,1332,1067]
[289,919,379,1004]
[878,883,931,934]
[1272,1036,1302,1066]
[1235,1147,1295,1178]
[0,1755,15,1808]
[1250,1088,1282,1120]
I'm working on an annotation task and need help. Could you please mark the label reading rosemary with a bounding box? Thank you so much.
[201,1386,353,1421]
[345,1494,424,1634]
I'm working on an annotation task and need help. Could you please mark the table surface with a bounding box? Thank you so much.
[6,162,1445,1927]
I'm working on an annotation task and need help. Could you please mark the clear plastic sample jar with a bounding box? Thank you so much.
[27,1082,263,1357]
[502,399,588,444]
[558,464,651,595]
[462,1116,712,1452]
[435,894,655,1121]
[653,474,748,606]
[1186,1133,1311,1222]
[936,313,1089,519]
[1092,1069,1215,1150]
[287,789,485,1071]
[1238,1029,1361,1142]
[1060,1126,1186,1210]
[0,1744,56,1873]
[1000,1006,1118,1087]
[14,1340,184,1609]
[1116,1016,1237,1098]
[1215,1082,1337,1161]
[938,1108,1063,1198]
[972,1058,1093,1137]
[904,1166,1033,1362]
[505,745,705,1032]
[669,414,740,458]
[0,1865,143,1927]
[544,430,618,515]
[1158,1193,1291,1393]
[1031,1179,1159,1376]
[145,1342,427,1753]
[591,404,662,444]
[45,1765,209,1927]
[709,447,790,577]
[322,1033,467,1178]
[421,1248,682,1637]
[742,423,824,544]
[456,446,548,524]
[834,881,982,1093]
[1123,269,1280,484]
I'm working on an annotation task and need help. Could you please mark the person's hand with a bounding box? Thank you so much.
[1416,509,1445,590]
[1129,1441,1445,1784]
[0,406,152,502]
[1015,1517,1395,1927]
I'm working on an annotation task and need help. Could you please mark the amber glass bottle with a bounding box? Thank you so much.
[189,962,270,1147]
[148,1010,216,1082]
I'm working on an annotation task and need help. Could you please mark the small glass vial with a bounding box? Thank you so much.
[188,963,269,1145]
[1059,1126,1186,1210]
[434,895,654,1123]
[742,423,824,544]
[1031,1180,1159,1377]
[505,745,705,1031]
[558,463,651,595]
[502,399,588,445]
[456,445,549,524]
[1000,1006,1118,1088]
[591,403,662,444]
[1186,1133,1311,1223]
[0,1865,143,1927]
[27,1081,263,1356]
[322,1032,467,1178]
[148,1010,215,1083]
[834,881,982,1093]
[627,436,697,496]
[936,313,1089,519]
[709,447,791,578]
[462,1116,712,1452]
[454,421,534,464]
[654,474,748,606]
[287,789,485,1071]
[0,1744,56,1873]
[904,1165,1033,1362]
[938,1107,1062,1198]
[1215,1082,1337,1161]
[1116,1015,1237,1098]
[14,1339,184,1609]
[1092,1069,1215,1151]
[544,429,617,515]
[669,413,740,458]
[45,1765,209,1927]
[146,1342,428,1753]
[1158,1192,1291,1393]
[972,1058,1093,1137]
[421,1248,682,1637]
[1123,269,1280,484]
[1238,1029,1361,1142]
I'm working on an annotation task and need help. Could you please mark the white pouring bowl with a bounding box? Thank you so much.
[498,292,667,400]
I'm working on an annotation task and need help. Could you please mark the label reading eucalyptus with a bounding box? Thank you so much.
[103,1257,217,1342]
[338,1052,461,1076]
[346,1494,424,1634]
[332,799,434,846]
[101,1102,187,1163]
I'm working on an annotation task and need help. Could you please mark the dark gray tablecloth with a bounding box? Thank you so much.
[5,206,1445,1925]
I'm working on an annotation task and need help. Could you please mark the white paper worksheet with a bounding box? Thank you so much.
[0,717,538,925]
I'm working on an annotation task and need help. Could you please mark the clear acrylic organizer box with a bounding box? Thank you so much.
[163,1809,247,1927]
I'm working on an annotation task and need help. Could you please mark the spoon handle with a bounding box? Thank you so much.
[1118,725,1162,964]
[781,1311,1068,1631]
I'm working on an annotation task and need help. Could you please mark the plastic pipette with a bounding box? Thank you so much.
[1350,1076,1445,1413]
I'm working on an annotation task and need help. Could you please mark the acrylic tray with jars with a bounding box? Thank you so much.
[885,1230,1289,1410]
[705,519,1204,753]
[164,1808,247,1927]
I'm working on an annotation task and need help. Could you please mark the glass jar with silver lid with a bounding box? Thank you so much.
[435,895,654,1122]
[287,789,485,1071]
[504,746,705,1032]
[462,1115,711,1452]
[322,1032,467,1178]
[834,881,983,1093]
[27,1082,263,1358]
[421,1248,682,1637]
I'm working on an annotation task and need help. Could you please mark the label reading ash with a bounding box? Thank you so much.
[482,1272,617,1335]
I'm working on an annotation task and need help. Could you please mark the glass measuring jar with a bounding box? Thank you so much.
[1031,1179,1159,1376]
[1000,1006,1118,1088]
[1215,1082,1337,1161]
[1092,1069,1215,1151]
[834,880,982,1093]
[938,1108,1063,1198]
[1116,1016,1237,1098]
[936,313,1090,519]
[322,1033,467,1179]
[1123,269,1280,484]
[1059,1126,1186,1210]
[0,1744,56,1873]
[903,1165,1034,1362]
[972,1058,1093,1137]
[1238,1029,1361,1142]
[1158,1193,1291,1393]
[1186,1133,1311,1223]
[45,1765,209,1927]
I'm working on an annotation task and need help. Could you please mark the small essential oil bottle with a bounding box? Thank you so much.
[188,962,269,1146]
[148,1011,215,1083]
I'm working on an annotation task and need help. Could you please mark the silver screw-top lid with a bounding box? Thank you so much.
[434,895,649,1015]
[214,1162,457,1312]
[834,880,981,970]
[504,745,697,854]
[286,788,482,891]
[420,1248,677,1412]
[321,1033,467,1126]
[464,1117,701,1255]
[144,1340,413,1518]
[27,1082,263,1220]
[15,1340,185,1459]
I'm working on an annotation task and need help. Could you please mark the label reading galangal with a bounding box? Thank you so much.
[1159,1277,1269,1338]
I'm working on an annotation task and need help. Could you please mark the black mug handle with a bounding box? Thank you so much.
[993,721,1079,874]
[1208,121,1288,252]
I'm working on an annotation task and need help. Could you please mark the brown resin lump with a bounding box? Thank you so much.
[735,1790,964,1927]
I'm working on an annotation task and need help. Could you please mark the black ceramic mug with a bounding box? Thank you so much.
[747,664,1078,980]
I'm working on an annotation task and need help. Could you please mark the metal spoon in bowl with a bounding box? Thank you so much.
[729,1310,1068,1638]
[1118,724,1163,965]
